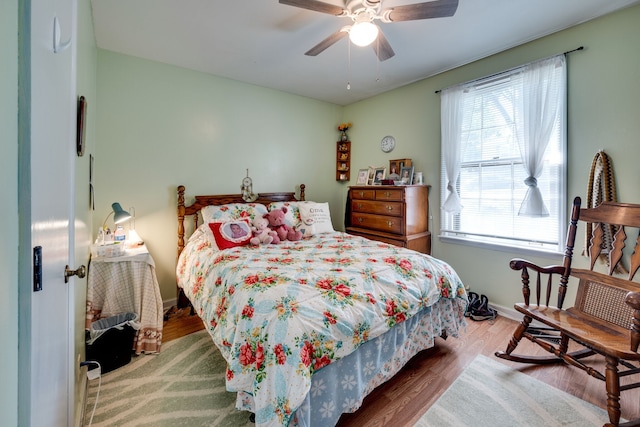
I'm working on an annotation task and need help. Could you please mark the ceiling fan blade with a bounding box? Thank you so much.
[305,28,349,56]
[372,30,395,61]
[279,0,347,16]
[386,0,459,22]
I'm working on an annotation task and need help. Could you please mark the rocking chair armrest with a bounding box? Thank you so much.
[625,291,640,352]
[625,291,640,311]
[509,258,565,275]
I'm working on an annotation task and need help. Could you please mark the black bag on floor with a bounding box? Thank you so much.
[86,312,139,374]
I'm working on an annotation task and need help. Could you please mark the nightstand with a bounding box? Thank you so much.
[86,244,164,354]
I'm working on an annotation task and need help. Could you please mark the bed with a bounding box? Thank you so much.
[175,184,467,427]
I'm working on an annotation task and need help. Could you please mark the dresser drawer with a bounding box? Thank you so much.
[350,212,403,235]
[351,200,403,217]
[350,188,376,200]
[375,188,404,201]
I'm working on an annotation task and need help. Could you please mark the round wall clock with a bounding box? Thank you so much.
[381,135,396,153]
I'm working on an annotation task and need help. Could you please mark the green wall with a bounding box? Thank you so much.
[1,0,19,426]
[94,5,640,315]
[344,4,640,312]
[95,53,345,302]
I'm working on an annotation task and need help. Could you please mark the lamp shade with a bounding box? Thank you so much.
[112,202,132,224]
[349,21,379,47]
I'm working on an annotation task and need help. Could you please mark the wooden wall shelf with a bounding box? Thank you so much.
[336,140,351,182]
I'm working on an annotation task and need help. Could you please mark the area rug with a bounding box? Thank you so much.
[414,354,611,427]
[84,329,252,427]
[86,332,612,427]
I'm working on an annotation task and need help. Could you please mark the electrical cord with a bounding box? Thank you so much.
[80,361,102,427]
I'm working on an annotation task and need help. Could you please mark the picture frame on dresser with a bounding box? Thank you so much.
[367,167,376,185]
[388,161,401,180]
[400,166,414,185]
[356,169,369,185]
[373,167,386,185]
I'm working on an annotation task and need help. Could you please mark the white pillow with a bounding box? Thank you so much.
[298,202,335,236]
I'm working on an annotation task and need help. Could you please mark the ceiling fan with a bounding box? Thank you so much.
[279,0,459,61]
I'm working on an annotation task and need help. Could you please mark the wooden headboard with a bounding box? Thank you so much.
[176,184,306,258]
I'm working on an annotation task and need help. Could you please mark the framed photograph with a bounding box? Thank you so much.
[76,95,87,157]
[367,167,376,185]
[356,168,369,185]
[388,161,400,180]
[400,166,414,185]
[373,167,386,185]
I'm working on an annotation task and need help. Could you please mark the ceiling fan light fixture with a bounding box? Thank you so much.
[349,21,379,47]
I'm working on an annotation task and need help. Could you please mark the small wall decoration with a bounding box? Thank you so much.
[337,121,352,142]
[76,95,87,156]
[241,169,258,202]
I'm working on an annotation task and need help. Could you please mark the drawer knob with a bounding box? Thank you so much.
[357,203,363,209]
[359,191,364,197]
[384,191,391,198]
[358,217,364,223]
[386,205,393,211]
[387,221,394,227]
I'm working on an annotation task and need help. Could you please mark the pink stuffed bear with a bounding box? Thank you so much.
[263,207,302,242]
[250,216,276,245]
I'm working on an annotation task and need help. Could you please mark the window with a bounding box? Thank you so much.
[440,55,566,252]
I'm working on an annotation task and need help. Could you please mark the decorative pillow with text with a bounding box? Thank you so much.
[298,202,335,236]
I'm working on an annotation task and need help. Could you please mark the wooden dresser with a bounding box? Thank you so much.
[346,185,431,254]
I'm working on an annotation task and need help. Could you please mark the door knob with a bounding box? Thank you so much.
[64,265,86,283]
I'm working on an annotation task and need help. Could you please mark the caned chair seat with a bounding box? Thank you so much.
[514,303,640,361]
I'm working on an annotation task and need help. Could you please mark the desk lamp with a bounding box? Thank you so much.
[102,202,131,231]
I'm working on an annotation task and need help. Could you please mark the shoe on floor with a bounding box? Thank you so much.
[470,294,497,321]
[465,291,481,317]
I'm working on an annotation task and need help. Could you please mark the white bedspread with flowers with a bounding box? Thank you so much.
[177,231,466,426]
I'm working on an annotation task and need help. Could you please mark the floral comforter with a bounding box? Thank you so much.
[176,231,466,426]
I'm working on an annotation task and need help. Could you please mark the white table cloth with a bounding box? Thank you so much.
[86,245,163,354]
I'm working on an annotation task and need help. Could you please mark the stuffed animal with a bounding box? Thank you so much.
[250,216,276,245]
[263,207,302,242]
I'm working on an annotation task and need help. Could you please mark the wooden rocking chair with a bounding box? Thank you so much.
[495,196,640,427]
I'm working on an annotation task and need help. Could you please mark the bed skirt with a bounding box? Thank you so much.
[236,297,467,427]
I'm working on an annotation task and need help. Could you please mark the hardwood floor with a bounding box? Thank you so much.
[162,310,640,426]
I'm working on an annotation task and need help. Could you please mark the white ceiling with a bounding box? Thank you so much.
[91,0,640,106]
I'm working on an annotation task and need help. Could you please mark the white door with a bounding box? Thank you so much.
[25,0,77,425]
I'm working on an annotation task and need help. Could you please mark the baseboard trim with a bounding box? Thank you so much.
[163,298,177,311]
[489,303,547,328]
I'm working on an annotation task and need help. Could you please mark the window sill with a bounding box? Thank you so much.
[438,234,564,261]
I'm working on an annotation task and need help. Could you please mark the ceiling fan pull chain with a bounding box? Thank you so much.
[347,41,351,90]
[376,36,380,82]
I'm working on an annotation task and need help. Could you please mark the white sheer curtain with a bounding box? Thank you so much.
[515,55,566,217]
[440,86,466,213]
